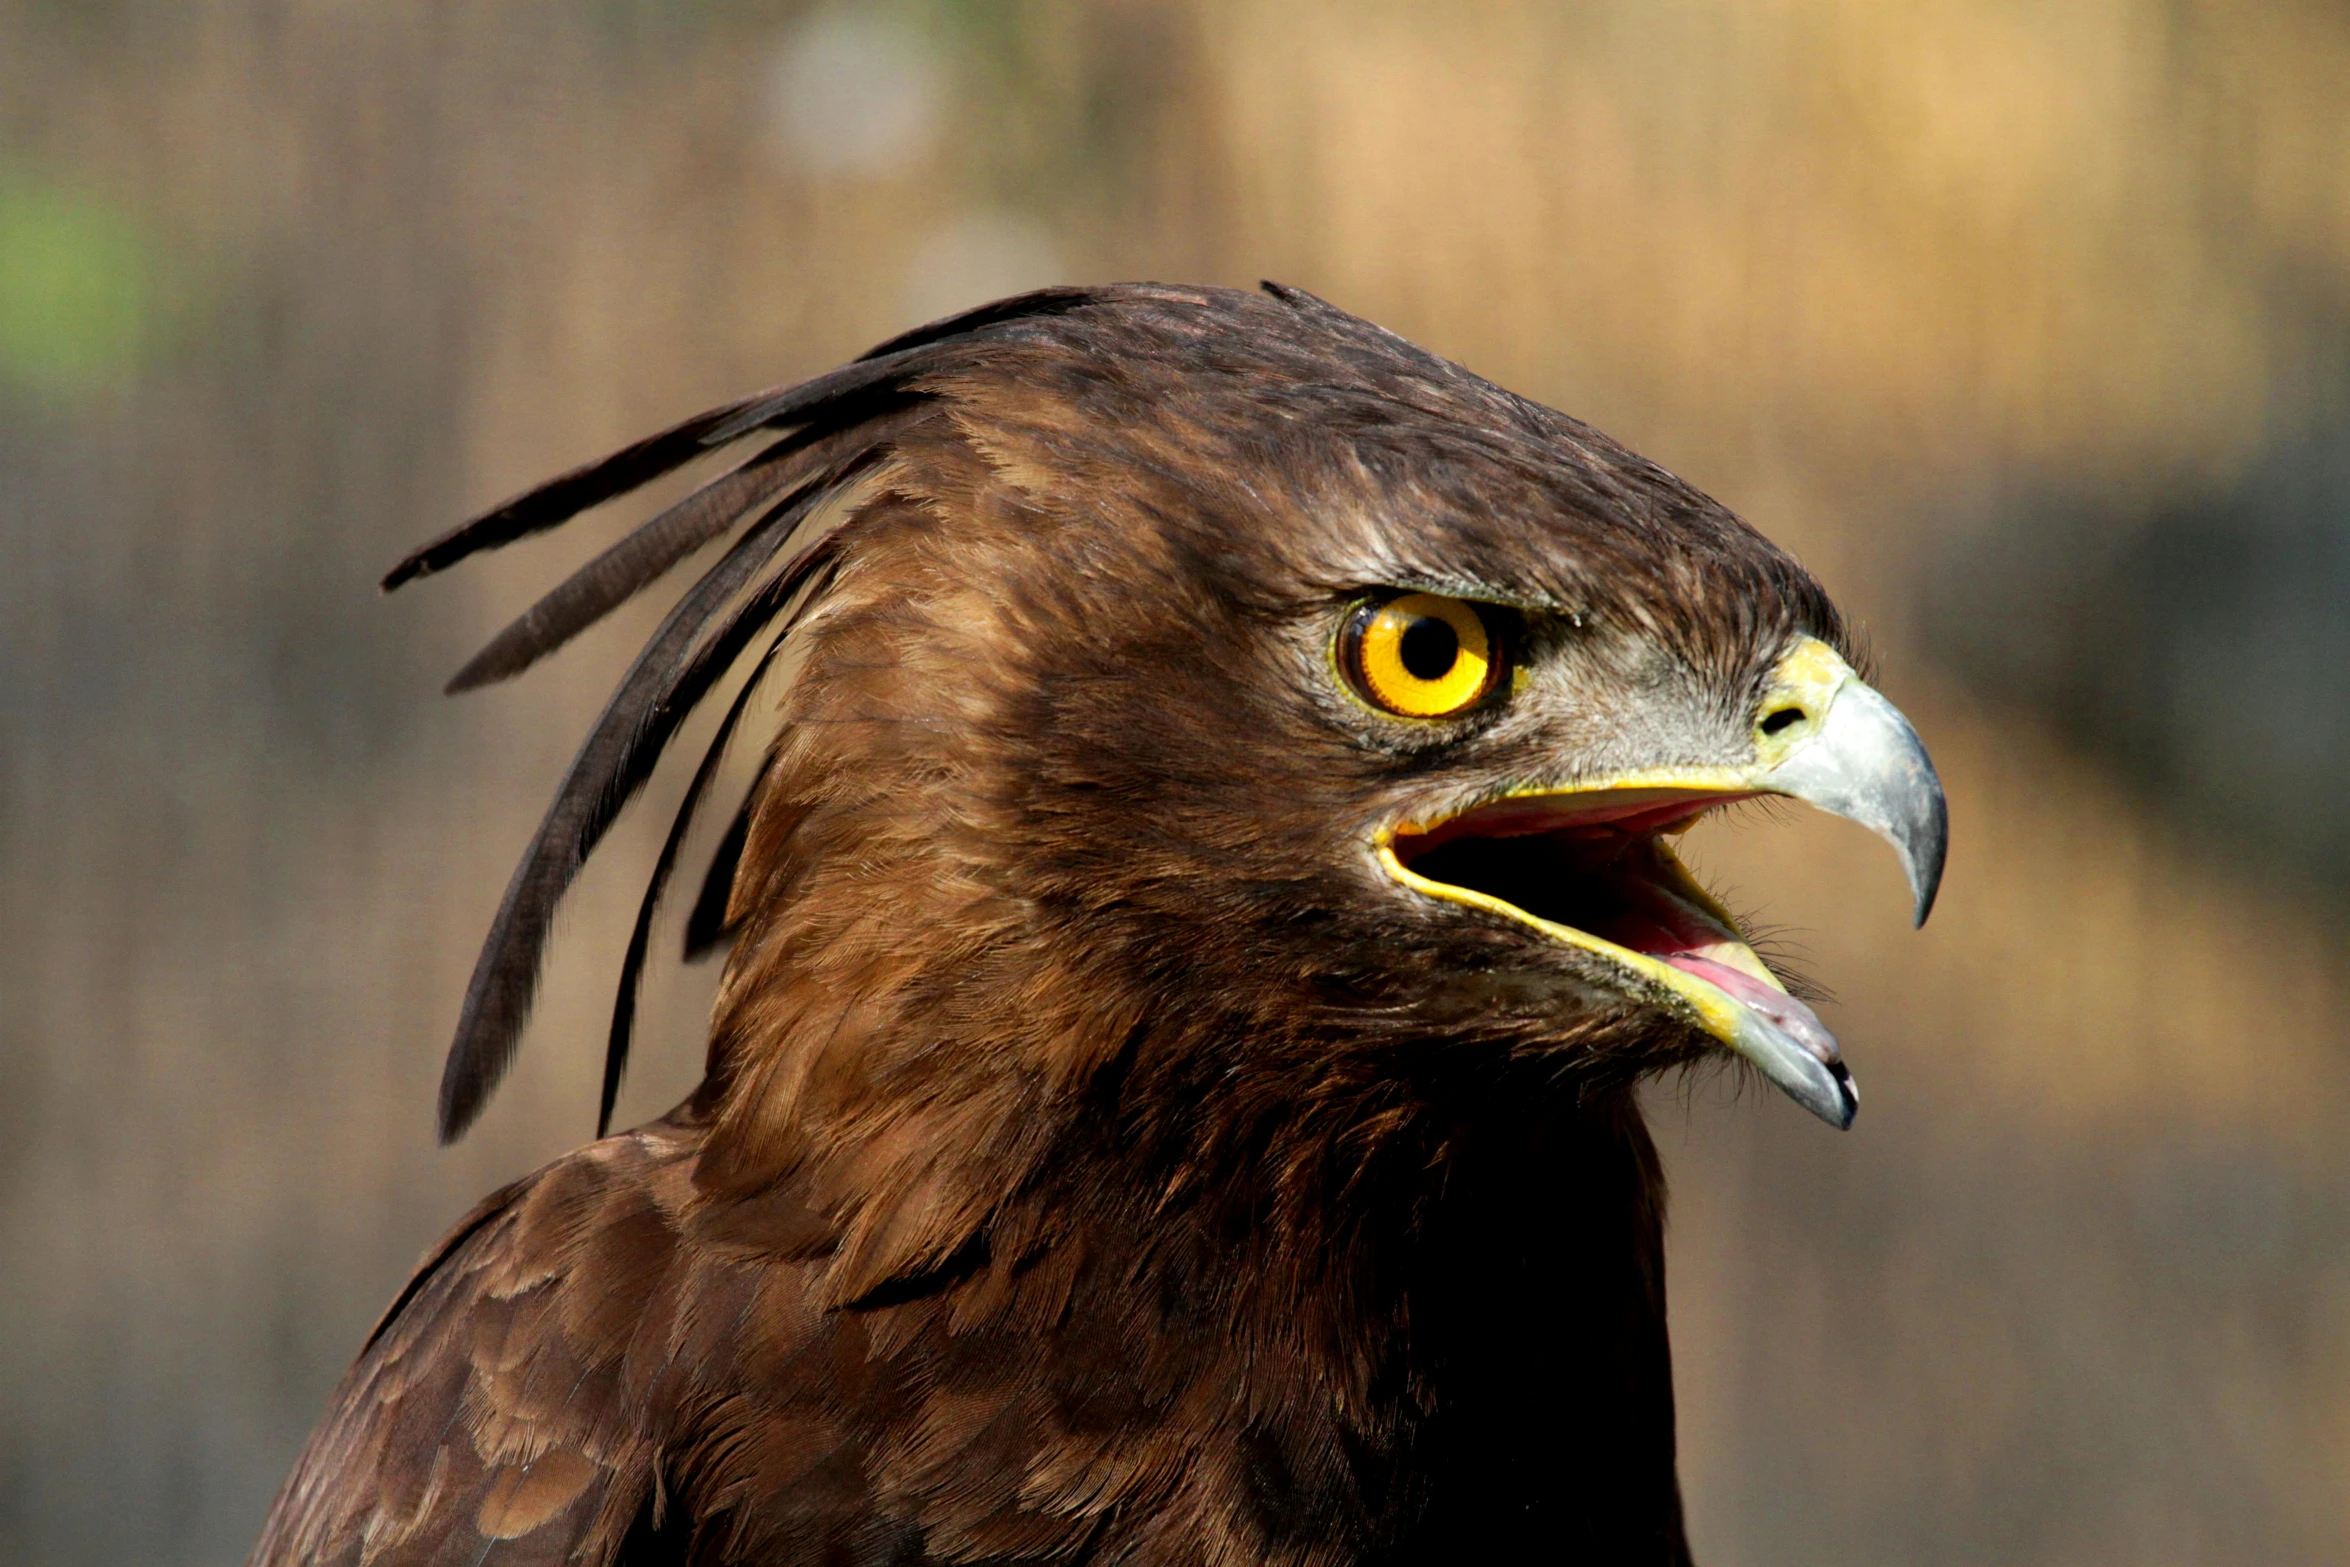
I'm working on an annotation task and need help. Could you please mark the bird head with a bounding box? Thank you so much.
[391,283,1942,1278]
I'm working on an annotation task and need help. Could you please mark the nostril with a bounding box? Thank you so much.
[1759,706,1806,736]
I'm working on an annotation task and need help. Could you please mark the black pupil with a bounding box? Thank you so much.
[1398,614,1460,681]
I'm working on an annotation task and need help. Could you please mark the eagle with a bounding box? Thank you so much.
[251,282,1943,1566]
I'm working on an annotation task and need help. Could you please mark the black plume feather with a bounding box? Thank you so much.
[598,578,822,1135]
[384,350,941,593]
[443,400,923,693]
[681,782,761,964]
[435,461,873,1142]
[846,285,1102,368]
[442,445,788,693]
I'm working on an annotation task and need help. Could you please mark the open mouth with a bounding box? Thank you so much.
[1380,787,1855,1122]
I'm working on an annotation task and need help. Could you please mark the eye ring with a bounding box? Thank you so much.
[1340,592,1504,718]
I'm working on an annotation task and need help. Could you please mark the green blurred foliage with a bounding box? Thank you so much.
[0,173,154,398]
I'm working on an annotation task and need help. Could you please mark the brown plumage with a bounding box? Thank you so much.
[251,283,1942,1565]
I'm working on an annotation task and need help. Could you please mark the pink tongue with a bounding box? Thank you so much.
[1659,954,1843,1067]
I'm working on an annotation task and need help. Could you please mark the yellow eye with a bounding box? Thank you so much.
[1341,592,1502,718]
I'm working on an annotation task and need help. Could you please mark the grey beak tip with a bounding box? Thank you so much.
[1907,811,1948,927]
[1829,1062,1859,1129]
[1743,1016,1861,1130]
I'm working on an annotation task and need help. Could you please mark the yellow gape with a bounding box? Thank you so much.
[1343,592,1499,717]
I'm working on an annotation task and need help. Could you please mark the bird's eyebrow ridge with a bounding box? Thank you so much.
[1354,574,1584,617]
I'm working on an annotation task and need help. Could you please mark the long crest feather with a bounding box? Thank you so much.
[385,286,1167,1139]
[441,441,791,695]
[384,352,939,592]
[444,398,923,693]
[681,780,762,964]
[599,576,824,1136]
[433,459,881,1142]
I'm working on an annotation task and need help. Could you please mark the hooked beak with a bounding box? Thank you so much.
[1749,639,1947,927]
[1377,637,1946,1129]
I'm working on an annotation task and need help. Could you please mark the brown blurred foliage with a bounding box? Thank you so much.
[2,2,2346,1561]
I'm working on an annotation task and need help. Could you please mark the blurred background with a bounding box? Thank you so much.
[3,1,2347,1561]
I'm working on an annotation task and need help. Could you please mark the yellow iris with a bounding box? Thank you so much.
[1345,592,1498,717]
